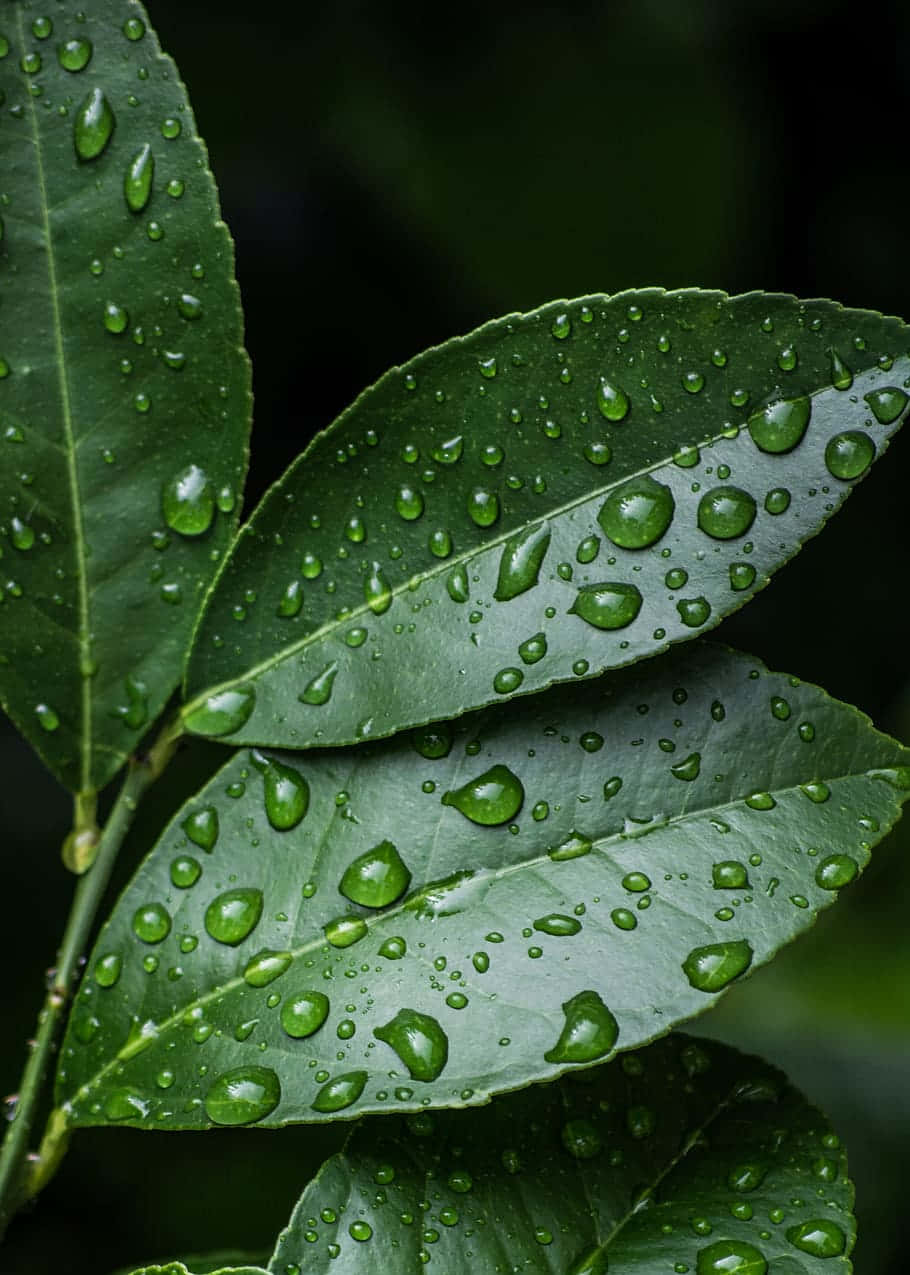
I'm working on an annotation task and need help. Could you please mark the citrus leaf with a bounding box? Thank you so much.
[0,1,251,792]
[121,1264,267,1275]
[182,289,907,752]
[268,1034,855,1275]
[57,644,909,1129]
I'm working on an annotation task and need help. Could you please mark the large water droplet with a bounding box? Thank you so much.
[124,143,154,212]
[697,486,757,539]
[533,913,582,936]
[545,990,619,1064]
[864,386,908,424]
[712,861,749,889]
[411,724,453,759]
[204,1066,281,1126]
[682,940,753,992]
[132,903,171,944]
[374,1009,449,1082]
[311,1070,368,1113]
[58,37,93,72]
[570,582,642,630]
[518,632,547,664]
[597,378,630,422]
[204,888,263,946]
[671,752,701,781]
[696,1239,767,1275]
[815,854,858,890]
[162,464,215,536]
[324,916,368,948]
[365,562,393,614]
[598,476,675,549]
[74,88,115,160]
[258,756,309,830]
[442,764,524,825]
[182,806,219,852]
[467,489,500,527]
[494,522,551,601]
[748,394,811,453]
[785,1219,845,1258]
[281,990,330,1038]
[430,435,463,464]
[243,949,292,987]
[299,662,338,706]
[340,841,411,908]
[825,430,874,480]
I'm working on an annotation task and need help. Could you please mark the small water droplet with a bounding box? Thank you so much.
[517,631,547,664]
[58,37,92,72]
[124,143,154,212]
[785,1219,845,1258]
[533,913,582,936]
[299,662,338,706]
[682,940,753,992]
[829,348,853,390]
[162,464,215,536]
[442,765,524,825]
[545,989,618,1064]
[670,752,701,781]
[365,561,393,614]
[825,430,874,480]
[597,378,630,422]
[204,1066,280,1126]
[677,596,711,627]
[132,902,171,944]
[254,754,309,830]
[123,16,146,40]
[729,562,756,591]
[696,1240,767,1275]
[182,806,219,852]
[374,1008,449,1082]
[324,916,368,948]
[467,488,500,527]
[74,87,115,160]
[340,841,411,908]
[815,854,858,890]
[570,581,642,630]
[281,991,330,1038]
[864,386,908,424]
[243,949,292,987]
[697,486,757,540]
[494,522,551,601]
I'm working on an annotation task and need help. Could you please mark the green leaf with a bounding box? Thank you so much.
[120,1264,267,1275]
[0,1,251,792]
[57,644,909,1129]
[268,1034,855,1274]
[182,289,907,751]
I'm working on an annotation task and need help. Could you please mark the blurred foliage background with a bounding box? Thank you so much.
[3,0,910,1270]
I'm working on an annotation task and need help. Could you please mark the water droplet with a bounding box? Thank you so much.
[379,936,407,960]
[696,1240,767,1275]
[570,581,642,630]
[281,990,330,1039]
[204,888,263,946]
[671,752,701,781]
[597,378,630,422]
[518,632,547,664]
[204,1066,281,1126]
[258,756,309,830]
[815,854,858,890]
[299,662,338,706]
[58,37,92,72]
[467,489,500,527]
[697,486,757,540]
[749,394,811,453]
[242,949,292,988]
[785,1219,845,1258]
[170,855,201,888]
[123,16,146,40]
[395,484,424,521]
[277,579,303,618]
[533,913,582,936]
[162,464,215,537]
[829,348,853,390]
[583,441,612,466]
[74,87,115,160]
[598,476,674,549]
[411,724,452,759]
[430,435,463,464]
[682,940,753,992]
[493,666,524,694]
[551,312,572,339]
[825,430,874,480]
[324,916,368,948]
[374,1009,449,1082]
[183,807,219,852]
[103,1088,149,1122]
[494,522,551,600]
[365,561,393,614]
[446,562,470,603]
[864,386,908,424]
[340,841,411,908]
[132,902,171,944]
[561,1117,602,1159]
[21,51,42,74]
[94,953,122,988]
[124,143,154,212]
[545,989,618,1064]
[429,528,452,558]
[349,1220,373,1242]
[745,791,776,810]
[611,908,637,930]
[442,764,524,825]
[713,861,750,889]
[161,117,182,140]
[764,487,790,515]
[677,596,711,628]
[729,562,756,591]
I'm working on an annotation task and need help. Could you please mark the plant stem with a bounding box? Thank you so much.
[0,719,181,1238]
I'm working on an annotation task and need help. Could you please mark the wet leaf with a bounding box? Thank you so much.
[183,289,907,751]
[268,1035,855,1274]
[0,1,250,792]
[122,1264,267,1275]
[57,644,909,1128]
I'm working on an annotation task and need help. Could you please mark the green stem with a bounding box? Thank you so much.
[0,718,181,1238]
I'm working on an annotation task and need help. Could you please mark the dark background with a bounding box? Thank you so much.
[4,0,910,1270]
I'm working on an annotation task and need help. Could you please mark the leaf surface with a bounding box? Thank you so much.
[183,289,908,751]
[58,644,909,1128]
[269,1034,855,1274]
[0,0,250,791]
[122,1265,267,1275]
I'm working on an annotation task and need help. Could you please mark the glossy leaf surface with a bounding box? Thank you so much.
[58,644,909,1129]
[0,1,250,791]
[124,1265,266,1275]
[183,289,908,751]
[269,1035,855,1274]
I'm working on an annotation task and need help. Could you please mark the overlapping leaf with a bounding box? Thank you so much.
[270,1034,855,1274]
[57,644,909,1129]
[0,0,251,792]
[182,289,908,752]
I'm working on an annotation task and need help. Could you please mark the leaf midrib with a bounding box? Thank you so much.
[63,766,887,1115]
[20,9,93,792]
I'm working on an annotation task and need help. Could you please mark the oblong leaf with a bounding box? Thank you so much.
[57,645,909,1128]
[269,1034,855,1274]
[183,289,907,750]
[60,647,902,1127]
[0,1,251,791]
